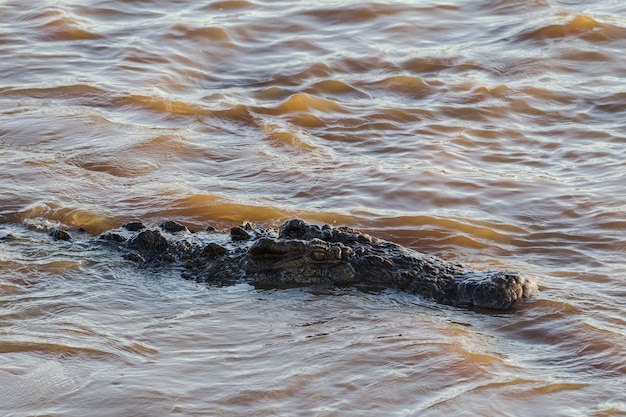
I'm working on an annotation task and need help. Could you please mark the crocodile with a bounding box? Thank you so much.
[93,218,536,310]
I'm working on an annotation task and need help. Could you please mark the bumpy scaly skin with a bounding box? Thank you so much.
[99,218,535,310]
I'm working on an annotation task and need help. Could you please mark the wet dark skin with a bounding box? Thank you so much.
[91,218,536,310]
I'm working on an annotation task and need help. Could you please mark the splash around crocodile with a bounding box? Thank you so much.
[4,218,536,310]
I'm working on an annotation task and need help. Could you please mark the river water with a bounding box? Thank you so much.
[1,0,625,415]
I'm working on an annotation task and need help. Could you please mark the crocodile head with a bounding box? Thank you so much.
[244,236,358,286]
[243,219,410,289]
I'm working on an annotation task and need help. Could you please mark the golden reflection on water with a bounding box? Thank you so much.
[1,0,626,415]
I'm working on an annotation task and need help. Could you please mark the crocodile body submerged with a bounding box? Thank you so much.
[91,218,535,310]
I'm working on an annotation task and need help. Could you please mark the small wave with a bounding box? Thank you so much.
[0,84,107,106]
[270,92,347,115]
[368,75,435,100]
[17,6,102,41]
[204,1,254,12]
[309,79,367,98]
[166,23,231,43]
[261,122,318,152]
[516,14,626,43]
[15,204,119,235]
[117,94,211,117]
[258,92,348,128]
[401,56,483,75]
[69,153,160,178]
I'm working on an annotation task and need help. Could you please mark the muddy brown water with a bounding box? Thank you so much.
[1,0,625,416]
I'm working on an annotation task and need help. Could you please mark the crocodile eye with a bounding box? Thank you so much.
[310,250,327,261]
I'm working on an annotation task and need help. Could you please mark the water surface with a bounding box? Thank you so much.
[1,0,626,415]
